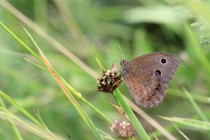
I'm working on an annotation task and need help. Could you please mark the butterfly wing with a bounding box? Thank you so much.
[121,53,179,108]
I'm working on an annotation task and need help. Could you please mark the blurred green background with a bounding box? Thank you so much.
[1,0,210,139]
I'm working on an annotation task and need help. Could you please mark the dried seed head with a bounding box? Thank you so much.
[97,63,122,93]
[110,120,135,139]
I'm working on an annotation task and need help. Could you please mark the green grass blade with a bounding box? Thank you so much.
[183,88,209,122]
[0,98,23,140]
[24,28,104,139]
[168,88,210,104]
[25,33,104,139]
[80,97,112,124]
[0,108,64,140]
[23,23,112,127]
[184,24,210,75]
[1,21,112,131]
[160,116,210,131]
[96,57,105,70]
[0,90,43,126]
[114,89,150,140]
[0,22,43,64]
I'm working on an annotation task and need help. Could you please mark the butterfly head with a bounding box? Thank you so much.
[120,59,128,66]
[120,59,128,77]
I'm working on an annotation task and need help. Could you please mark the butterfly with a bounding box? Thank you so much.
[120,53,179,108]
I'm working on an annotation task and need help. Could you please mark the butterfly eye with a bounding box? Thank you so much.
[161,58,166,64]
[155,70,161,75]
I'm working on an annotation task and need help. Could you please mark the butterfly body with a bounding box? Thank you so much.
[120,52,179,108]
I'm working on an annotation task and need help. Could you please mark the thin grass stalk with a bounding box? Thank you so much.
[114,89,150,140]
[0,21,112,125]
[183,88,209,122]
[0,90,43,126]
[26,29,104,140]
[0,97,23,140]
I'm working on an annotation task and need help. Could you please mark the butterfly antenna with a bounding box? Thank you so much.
[117,44,125,59]
[106,49,122,59]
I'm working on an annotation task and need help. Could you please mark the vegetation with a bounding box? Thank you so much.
[1,0,210,139]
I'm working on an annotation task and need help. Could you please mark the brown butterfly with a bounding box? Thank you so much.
[120,52,179,108]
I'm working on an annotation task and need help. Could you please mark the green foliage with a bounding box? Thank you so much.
[1,0,210,139]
